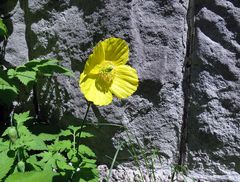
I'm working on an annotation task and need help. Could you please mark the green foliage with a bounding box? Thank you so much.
[0,20,98,180]
[0,150,15,181]
[0,116,98,181]
[0,58,73,104]
[14,111,33,126]
[0,68,18,104]
[170,164,194,182]
[0,18,7,38]
[5,171,57,182]
[8,59,74,86]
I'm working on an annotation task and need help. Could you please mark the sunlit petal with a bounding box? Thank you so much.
[110,65,138,99]
[80,73,113,106]
[102,38,129,65]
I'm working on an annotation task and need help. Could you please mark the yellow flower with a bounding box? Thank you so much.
[79,37,139,106]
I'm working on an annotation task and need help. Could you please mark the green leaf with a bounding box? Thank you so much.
[78,145,96,158]
[67,150,75,160]
[14,111,32,125]
[73,168,99,182]
[81,131,94,138]
[0,69,18,104]
[0,18,7,38]
[7,69,16,78]
[38,133,58,141]
[80,158,97,169]
[56,160,75,171]
[38,64,74,77]
[24,59,59,70]
[68,125,80,133]
[0,151,15,180]
[0,139,10,152]
[14,66,37,85]
[26,155,42,171]
[51,140,72,152]
[25,136,47,151]
[36,152,66,171]
[5,171,57,182]
[59,129,72,136]
[0,73,18,94]
[24,59,74,77]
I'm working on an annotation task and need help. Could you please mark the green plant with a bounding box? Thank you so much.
[171,164,188,182]
[0,20,98,181]
[105,129,161,182]
[123,132,161,182]
[0,111,98,181]
[0,17,8,39]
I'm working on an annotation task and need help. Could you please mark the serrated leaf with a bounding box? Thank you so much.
[0,74,18,94]
[0,139,10,152]
[26,155,42,171]
[0,151,15,180]
[81,131,94,138]
[0,69,18,104]
[56,160,75,171]
[25,136,47,151]
[38,64,74,77]
[24,59,59,70]
[68,125,80,133]
[18,125,32,137]
[80,158,97,169]
[14,67,37,85]
[5,171,57,182]
[34,152,56,170]
[51,140,72,152]
[78,145,96,158]
[38,152,66,171]
[0,18,7,38]
[38,133,58,141]
[59,129,72,136]
[14,111,32,125]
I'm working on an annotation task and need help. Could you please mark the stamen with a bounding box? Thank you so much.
[96,63,115,92]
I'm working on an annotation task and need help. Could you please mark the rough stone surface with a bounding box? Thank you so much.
[1,0,28,66]
[10,0,188,173]
[2,0,240,181]
[188,0,240,181]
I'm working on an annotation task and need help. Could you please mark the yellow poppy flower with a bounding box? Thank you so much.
[79,37,139,106]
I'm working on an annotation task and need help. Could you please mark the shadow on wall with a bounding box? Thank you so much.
[135,79,162,106]
[0,0,18,128]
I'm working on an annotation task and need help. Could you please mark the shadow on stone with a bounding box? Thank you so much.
[135,79,162,105]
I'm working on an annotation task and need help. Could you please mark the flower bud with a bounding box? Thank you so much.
[17,161,25,172]
[8,127,18,142]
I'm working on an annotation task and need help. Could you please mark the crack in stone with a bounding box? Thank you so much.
[178,0,195,166]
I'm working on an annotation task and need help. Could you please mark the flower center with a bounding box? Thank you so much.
[96,63,115,92]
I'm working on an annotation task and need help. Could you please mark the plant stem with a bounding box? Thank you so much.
[33,83,40,120]
[79,102,91,138]
[106,145,121,182]
[76,101,91,156]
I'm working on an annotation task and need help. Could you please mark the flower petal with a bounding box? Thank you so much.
[80,72,113,106]
[84,41,105,74]
[102,38,129,65]
[110,65,138,99]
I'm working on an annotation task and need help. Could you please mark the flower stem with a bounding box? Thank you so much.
[79,102,91,138]
[76,101,91,156]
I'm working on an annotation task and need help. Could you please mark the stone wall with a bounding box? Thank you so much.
[1,0,240,181]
